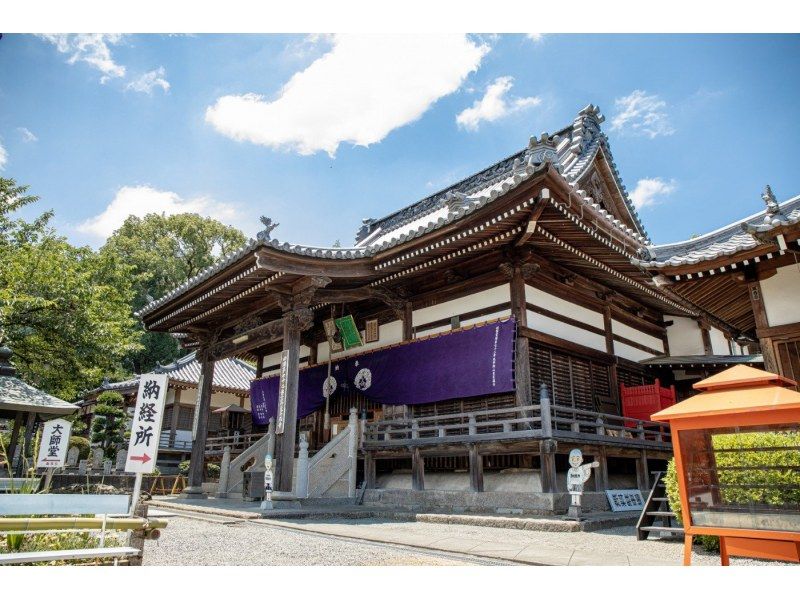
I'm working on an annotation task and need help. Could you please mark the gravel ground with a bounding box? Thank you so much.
[144,515,485,566]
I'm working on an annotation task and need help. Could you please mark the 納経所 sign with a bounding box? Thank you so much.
[125,373,168,474]
[36,418,72,468]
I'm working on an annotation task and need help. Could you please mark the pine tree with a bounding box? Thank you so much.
[90,391,128,460]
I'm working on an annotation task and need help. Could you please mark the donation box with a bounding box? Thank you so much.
[651,365,800,565]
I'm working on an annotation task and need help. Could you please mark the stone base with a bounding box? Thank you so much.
[180,485,208,499]
[362,489,611,515]
[262,491,302,510]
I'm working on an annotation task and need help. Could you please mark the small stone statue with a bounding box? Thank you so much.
[566,449,599,521]
[66,446,80,468]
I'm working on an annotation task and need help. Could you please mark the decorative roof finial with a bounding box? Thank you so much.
[762,185,780,216]
[256,216,280,241]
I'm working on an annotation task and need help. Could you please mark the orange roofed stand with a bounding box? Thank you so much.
[652,365,800,565]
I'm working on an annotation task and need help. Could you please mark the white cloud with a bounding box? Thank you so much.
[37,34,126,82]
[610,90,675,138]
[629,177,677,209]
[205,34,489,157]
[526,33,545,43]
[77,185,242,239]
[18,127,38,143]
[455,76,540,131]
[0,141,7,170]
[126,67,171,94]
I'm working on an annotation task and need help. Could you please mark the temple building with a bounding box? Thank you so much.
[135,104,800,511]
[78,352,255,469]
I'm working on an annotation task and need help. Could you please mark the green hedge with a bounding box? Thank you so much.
[664,430,800,553]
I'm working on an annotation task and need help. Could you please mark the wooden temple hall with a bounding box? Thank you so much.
[137,105,800,508]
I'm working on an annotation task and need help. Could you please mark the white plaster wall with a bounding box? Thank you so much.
[666,316,705,356]
[613,341,656,362]
[262,345,311,370]
[173,387,247,410]
[710,327,730,355]
[611,320,664,353]
[760,265,800,327]
[525,285,604,329]
[413,284,511,327]
[527,310,607,352]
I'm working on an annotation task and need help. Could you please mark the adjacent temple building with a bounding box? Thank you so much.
[137,105,800,512]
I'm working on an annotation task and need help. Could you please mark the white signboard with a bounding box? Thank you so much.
[125,373,168,474]
[36,418,72,468]
[192,374,204,441]
[605,489,645,512]
[276,350,289,434]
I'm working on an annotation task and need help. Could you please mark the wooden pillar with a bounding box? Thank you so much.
[169,388,181,446]
[308,341,318,367]
[185,353,215,495]
[509,266,532,406]
[254,353,264,379]
[274,310,304,493]
[364,452,376,489]
[698,320,713,356]
[15,411,36,477]
[636,450,650,492]
[603,304,621,411]
[748,281,779,373]
[468,444,484,492]
[595,446,609,491]
[402,301,413,341]
[411,447,425,491]
[539,440,557,493]
[7,411,23,469]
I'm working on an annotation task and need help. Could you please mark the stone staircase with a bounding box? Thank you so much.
[299,408,359,499]
[217,418,275,498]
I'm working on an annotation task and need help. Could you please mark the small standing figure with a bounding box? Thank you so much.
[566,449,599,521]
[260,454,274,510]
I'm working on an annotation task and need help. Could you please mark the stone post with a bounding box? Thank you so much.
[411,447,425,491]
[347,407,358,498]
[267,417,276,457]
[296,435,309,499]
[539,383,553,437]
[185,350,215,496]
[468,444,484,492]
[216,445,232,498]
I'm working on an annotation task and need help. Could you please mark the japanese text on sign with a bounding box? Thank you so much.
[125,373,168,474]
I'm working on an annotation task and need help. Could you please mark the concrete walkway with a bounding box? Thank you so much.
[250,517,680,566]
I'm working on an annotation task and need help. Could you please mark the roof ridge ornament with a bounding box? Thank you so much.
[761,185,784,219]
[256,216,280,241]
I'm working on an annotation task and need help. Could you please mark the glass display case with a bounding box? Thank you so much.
[652,365,800,565]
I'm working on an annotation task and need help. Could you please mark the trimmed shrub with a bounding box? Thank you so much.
[68,436,91,460]
[178,460,190,475]
[206,463,220,480]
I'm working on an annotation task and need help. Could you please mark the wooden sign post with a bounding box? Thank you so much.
[125,373,168,515]
[36,418,72,491]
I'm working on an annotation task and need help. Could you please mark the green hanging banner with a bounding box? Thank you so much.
[335,315,363,350]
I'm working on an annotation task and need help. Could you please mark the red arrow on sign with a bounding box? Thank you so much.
[130,454,151,464]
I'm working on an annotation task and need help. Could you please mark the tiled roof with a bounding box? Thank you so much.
[0,377,78,416]
[640,354,764,367]
[88,352,256,397]
[137,104,648,319]
[635,194,800,269]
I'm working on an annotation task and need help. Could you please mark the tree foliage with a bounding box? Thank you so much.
[90,391,128,459]
[101,213,247,373]
[0,178,141,399]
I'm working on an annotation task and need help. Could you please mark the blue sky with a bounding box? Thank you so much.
[1,33,798,248]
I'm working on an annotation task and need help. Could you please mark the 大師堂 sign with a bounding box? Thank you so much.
[36,418,72,468]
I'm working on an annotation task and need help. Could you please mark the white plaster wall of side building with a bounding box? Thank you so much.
[760,264,800,327]
[666,316,706,355]
[613,342,656,362]
[611,320,665,353]
[524,285,607,352]
[710,326,731,355]
[174,387,245,410]
[261,344,311,371]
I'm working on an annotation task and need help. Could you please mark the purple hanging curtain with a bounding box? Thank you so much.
[250,317,516,425]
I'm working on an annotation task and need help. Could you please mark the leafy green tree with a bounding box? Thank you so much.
[90,391,128,459]
[101,213,247,373]
[0,178,141,399]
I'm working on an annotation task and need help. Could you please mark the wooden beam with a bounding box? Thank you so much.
[169,388,181,446]
[539,440,557,494]
[402,301,413,341]
[364,452,376,490]
[514,189,550,247]
[210,317,286,360]
[7,412,23,471]
[748,281,779,373]
[510,265,532,407]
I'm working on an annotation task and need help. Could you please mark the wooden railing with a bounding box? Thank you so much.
[158,431,191,451]
[205,432,267,455]
[363,400,671,450]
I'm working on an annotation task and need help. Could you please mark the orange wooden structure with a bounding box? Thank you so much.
[652,365,800,565]
[621,380,676,426]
